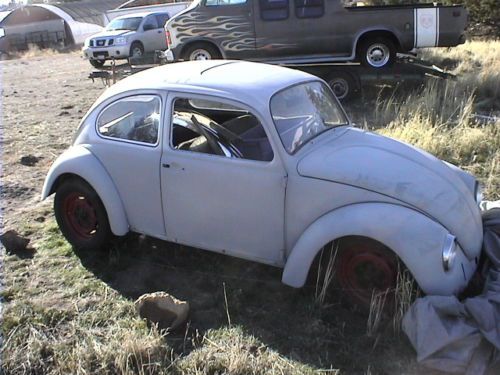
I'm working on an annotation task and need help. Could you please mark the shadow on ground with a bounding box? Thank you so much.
[73,234,418,374]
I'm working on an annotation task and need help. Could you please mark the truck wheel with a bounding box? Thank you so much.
[183,43,220,61]
[335,238,399,307]
[130,42,144,58]
[54,178,112,251]
[326,72,357,101]
[90,59,105,68]
[358,37,396,68]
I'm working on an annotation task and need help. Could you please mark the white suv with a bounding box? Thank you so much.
[83,12,170,68]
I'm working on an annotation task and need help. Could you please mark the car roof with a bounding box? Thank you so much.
[99,60,318,107]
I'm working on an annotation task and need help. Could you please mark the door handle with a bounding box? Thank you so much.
[157,30,162,34]
[162,163,170,168]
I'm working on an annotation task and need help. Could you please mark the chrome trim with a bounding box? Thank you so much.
[442,234,457,272]
[475,181,484,205]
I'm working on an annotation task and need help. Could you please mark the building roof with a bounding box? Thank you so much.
[53,0,125,26]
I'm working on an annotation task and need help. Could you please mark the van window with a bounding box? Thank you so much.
[295,0,324,18]
[259,0,289,21]
[205,0,247,6]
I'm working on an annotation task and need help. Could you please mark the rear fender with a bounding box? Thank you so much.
[41,146,129,236]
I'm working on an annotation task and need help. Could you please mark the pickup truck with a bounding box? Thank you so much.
[163,0,468,68]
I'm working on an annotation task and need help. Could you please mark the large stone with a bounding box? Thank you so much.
[134,292,189,331]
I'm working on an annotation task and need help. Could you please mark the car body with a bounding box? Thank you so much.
[42,61,483,303]
[163,0,468,68]
[82,11,170,68]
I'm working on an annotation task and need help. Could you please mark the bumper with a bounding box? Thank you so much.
[161,48,175,62]
[82,45,130,60]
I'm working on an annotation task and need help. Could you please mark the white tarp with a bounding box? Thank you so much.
[403,204,500,375]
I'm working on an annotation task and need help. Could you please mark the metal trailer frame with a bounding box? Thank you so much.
[89,52,455,100]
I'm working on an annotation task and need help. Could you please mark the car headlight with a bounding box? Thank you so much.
[115,37,127,46]
[442,234,457,272]
[474,181,483,205]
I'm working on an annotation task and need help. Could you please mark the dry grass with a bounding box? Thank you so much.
[373,40,500,200]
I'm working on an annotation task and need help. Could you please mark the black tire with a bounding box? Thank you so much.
[130,41,145,58]
[326,71,357,101]
[358,37,397,69]
[182,43,220,61]
[54,178,112,251]
[90,59,105,68]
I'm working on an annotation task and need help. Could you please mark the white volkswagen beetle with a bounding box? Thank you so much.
[42,60,483,304]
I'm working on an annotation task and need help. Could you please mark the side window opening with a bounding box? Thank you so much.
[259,0,289,21]
[171,98,274,162]
[295,0,324,18]
[155,14,170,28]
[97,95,161,145]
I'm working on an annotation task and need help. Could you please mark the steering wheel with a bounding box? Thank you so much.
[190,115,225,156]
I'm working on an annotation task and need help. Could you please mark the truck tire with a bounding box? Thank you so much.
[182,43,220,61]
[358,37,397,69]
[326,71,357,101]
[130,42,144,58]
[90,59,105,68]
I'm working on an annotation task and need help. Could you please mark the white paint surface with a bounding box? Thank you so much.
[415,8,439,48]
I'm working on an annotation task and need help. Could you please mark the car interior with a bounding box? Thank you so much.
[171,98,274,162]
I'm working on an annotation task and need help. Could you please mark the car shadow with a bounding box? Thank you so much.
[73,234,418,373]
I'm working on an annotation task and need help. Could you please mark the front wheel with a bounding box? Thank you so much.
[90,59,105,68]
[326,71,357,101]
[335,238,399,307]
[130,42,145,59]
[54,178,112,251]
[358,37,397,69]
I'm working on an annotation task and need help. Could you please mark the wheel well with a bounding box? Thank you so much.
[306,235,401,285]
[49,173,90,196]
[180,41,222,59]
[130,41,144,49]
[356,31,401,53]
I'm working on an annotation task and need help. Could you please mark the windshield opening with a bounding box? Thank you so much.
[270,81,349,154]
[106,17,143,31]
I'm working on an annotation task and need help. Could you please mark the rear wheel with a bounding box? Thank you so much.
[54,178,112,251]
[326,71,357,101]
[90,59,105,68]
[358,37,397,69]
[182,43,220,61]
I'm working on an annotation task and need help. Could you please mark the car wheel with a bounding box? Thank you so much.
[90,59,105,68]
[130,42,145,59]
[54,178,112,251]
[358,37,397,69]
[326,71,357,101]
[335,238,399,307]
[183,43,220,61]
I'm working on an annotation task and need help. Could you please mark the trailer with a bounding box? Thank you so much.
[284,54,454,101]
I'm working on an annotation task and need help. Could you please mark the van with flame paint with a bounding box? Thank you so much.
[162,0,467,68]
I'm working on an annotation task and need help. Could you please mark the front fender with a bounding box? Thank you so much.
[282,203,477,296]
[42,146,129,236]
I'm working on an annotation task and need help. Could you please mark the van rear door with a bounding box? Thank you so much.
[202,0,256,58]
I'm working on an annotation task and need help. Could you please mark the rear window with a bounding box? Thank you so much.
[260,0,289,21]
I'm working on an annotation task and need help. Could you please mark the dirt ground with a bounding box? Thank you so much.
[0,52,492,374]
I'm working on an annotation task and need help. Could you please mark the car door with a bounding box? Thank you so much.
[141,15,164,52]
[160,93,286,265]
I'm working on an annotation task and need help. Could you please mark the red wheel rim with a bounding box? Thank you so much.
[62,192,98,240]
[337,244,397,305]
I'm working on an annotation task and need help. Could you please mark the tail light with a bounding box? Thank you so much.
[166,30,172,47]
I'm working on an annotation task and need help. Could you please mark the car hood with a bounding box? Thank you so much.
[297,127,482,259]
[90,30,134,39]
